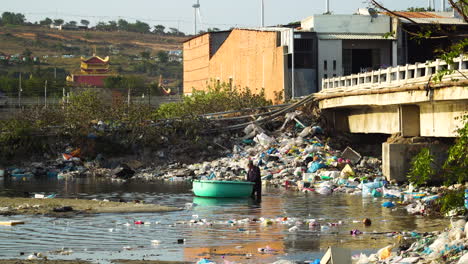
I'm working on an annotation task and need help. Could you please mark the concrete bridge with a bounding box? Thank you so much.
[315,55,468,182]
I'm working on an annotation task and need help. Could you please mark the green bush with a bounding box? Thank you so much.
[407,147,436,186]
[443,115,468,185]
[436,189,465,215]
[152,82,272,119]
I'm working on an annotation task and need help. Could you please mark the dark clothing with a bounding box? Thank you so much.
[247,166,261,183]
[247,165,262,200]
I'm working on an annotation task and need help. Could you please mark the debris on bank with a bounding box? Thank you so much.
[0,197,179,216]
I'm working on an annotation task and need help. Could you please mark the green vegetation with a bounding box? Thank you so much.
[407,147,436,186]
[153,82,272,120]
[0,12,25,25]
[442,114,468,185]
[0,83,271,161]
[0,11,188,36]
[436,189,465,215]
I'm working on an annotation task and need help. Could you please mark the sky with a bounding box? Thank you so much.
[0,0,449,34]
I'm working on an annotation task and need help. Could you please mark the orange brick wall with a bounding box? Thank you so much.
[183,30,286,103]
[183,34,211,93]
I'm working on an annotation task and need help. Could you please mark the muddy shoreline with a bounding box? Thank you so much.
[0,260,189,264]
[0,197,179,216]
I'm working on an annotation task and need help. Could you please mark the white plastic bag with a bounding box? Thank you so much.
[254,133,275,148]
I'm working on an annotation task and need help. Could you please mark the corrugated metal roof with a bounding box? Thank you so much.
[317,33,395,40]
[386,12,445,18]
[401,17,467,25]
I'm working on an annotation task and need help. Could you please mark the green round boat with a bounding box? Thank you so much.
[192,180,254,198]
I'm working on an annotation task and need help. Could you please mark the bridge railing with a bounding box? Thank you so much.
[321,55,468,90]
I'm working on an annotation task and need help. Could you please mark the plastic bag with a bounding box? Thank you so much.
[377,245,393,260]
[307,162,327,173]
[298,126,312,138]
[254,133,275,148]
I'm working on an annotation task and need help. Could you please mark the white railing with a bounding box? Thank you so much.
[321,55,468,90]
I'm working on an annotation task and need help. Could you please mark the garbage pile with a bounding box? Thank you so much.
[157,122,383,190]
[355,218,468,264]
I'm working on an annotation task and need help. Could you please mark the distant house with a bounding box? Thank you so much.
[50,24,62,30]
[168,50,183,62]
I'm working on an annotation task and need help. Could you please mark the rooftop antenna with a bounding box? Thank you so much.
[260,0,265,27]
[192,0,201,35]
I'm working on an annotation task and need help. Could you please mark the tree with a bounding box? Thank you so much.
[1,12,25,25]
[117,19,129,31]
[131,20,150,33]
[53,19,64,26]
[80,19,90,27]
[22,49,32,57]
[95,22,108,31]
[370,0,468,82]
[140,51,151,60]
[107,20,118,31]
[39,17,53,26]
[168,27,184,36]
[207,27,220,32]
[156,50,168,63]
[153,25,166,35]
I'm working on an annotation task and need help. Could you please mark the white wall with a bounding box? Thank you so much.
[302,15,390,34]
[318,40,342,90]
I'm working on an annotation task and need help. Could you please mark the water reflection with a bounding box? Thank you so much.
[0,178,450,263]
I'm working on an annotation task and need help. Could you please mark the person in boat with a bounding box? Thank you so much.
[247,160,261,200]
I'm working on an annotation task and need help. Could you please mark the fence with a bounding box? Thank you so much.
[0,93,182,119]
[321,55,468,91]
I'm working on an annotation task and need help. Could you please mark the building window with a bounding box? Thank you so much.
[324,60,328,71]
[333,60,336,71]
[324,74,328,79]
[333,74,336,77]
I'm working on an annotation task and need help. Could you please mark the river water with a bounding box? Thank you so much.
[0,177,449,263]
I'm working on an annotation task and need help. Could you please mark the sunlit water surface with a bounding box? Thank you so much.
[0,177,448,263]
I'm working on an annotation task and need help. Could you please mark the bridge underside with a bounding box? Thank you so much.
[320,86,468,137]
[318,84,467,182]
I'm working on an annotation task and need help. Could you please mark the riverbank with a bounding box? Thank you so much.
[0,260,189,264]
[0,197,179,216]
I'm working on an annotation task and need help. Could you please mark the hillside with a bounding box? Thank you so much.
[0,24,187,91]
[0,24,186,56]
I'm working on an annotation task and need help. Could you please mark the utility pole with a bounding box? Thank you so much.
[127,88,131,105]
[44,80,48,108]
[261,0,265,27]
[18,73,22,108]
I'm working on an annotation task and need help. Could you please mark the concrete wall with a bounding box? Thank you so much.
[420,100,468,137]
[184,29,286,103]
[346,106,400,134]
[183,34,211,93]
[301,15,391,33]
[383,143,449,183]
[318,40,342,89]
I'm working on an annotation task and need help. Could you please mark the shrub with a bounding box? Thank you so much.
[442,115,468,185]
[152,82,272,120]
[436,189,465,215]
[407,147,435,186]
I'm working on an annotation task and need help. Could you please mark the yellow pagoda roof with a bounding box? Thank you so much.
[80,55,110,64]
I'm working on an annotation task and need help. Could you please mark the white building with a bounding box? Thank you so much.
[300,13,395,89]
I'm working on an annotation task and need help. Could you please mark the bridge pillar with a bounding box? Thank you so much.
[382,142,449,183]
[399,105,420,137]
